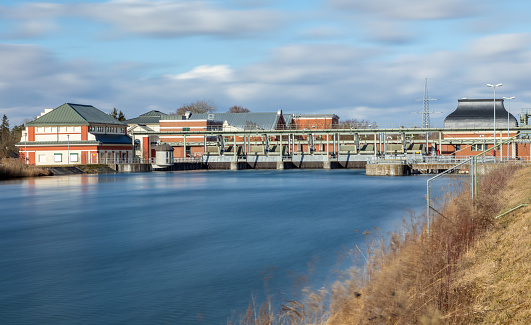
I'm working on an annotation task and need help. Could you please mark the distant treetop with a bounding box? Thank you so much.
[109,108,126,121]
[227,105,250,113]
[176,100,217,115]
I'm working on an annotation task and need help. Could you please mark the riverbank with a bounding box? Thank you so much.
[0,160,119,180]
[0,159,52,180]
[326,165,530,324]
[234,165,530,324]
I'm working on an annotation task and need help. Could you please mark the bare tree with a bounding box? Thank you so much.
[339,119,377,129]
[175,100,217,115]
[227,105,250,113]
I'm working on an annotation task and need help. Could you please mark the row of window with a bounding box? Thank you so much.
[454,144,489,151]
[45,153,79,163]
[88,126,126,134]
[36,126,79,133]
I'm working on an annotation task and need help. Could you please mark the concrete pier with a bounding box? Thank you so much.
[366,164,411,176]
[114,163,152,172]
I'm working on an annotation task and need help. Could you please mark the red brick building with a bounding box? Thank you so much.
[17,103,132,165]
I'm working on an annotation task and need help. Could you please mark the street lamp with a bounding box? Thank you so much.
[67,134,70,165]
[487,83,502,156]
[503,96,515,159]
[24,131,27,164]
[503,96,515,138]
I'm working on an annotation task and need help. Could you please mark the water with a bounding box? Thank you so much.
[0,170,428,324]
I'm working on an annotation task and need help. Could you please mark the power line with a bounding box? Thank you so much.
[413,78,441,128]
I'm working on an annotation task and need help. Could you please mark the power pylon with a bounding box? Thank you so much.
[413,78,440,128]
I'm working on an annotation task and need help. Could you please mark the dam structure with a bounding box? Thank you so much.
[17,100,531,174]
[133,124,531,173]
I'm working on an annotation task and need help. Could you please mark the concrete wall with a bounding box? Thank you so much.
[366,164,411,176]
[114,163,152,172]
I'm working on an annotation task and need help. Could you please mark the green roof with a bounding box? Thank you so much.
[27,103,126,126]
[126,110,169,124]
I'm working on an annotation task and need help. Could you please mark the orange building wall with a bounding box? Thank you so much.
[292,117,337,130]
[81,126,89,141]
[142,137,150,161]
[28,127,35,141]
[160,120,209,128]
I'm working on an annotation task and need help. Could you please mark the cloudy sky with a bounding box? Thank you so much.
[1,0,531,126]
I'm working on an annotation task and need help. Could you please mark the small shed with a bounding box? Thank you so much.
[154,143,174,166]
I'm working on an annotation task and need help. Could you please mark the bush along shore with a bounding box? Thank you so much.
[232,165,530,324]
[0,158,52,180]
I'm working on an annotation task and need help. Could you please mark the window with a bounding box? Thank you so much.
[472,144,487,151]
[455,144,461,151]
[70,153,79,162]
[183,127,190,131]
[54,153,62,162]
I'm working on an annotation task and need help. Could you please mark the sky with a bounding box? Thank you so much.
[2,0,531,127]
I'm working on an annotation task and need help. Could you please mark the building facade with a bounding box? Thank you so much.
[441,99,520,157]
[17,103,133,165]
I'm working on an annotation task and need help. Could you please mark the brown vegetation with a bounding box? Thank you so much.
[0,158,52,180]
[232,165,530,324]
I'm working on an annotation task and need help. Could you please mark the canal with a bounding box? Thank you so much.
[0,170,428,324]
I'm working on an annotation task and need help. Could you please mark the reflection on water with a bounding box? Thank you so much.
[0,170,428,324]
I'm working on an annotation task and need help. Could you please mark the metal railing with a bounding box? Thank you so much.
[426,135,531,234]
[173,157,202,163]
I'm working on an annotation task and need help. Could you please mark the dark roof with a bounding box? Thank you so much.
[27,103,126,126]
[162,112,285,130]
[154,143,173,151]
[126,110,169,124]
[444,99,518,128]
[94,134,133,144]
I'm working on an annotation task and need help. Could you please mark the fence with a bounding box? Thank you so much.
[426,135,531,233]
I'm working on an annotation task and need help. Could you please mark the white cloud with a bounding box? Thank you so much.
[0,0,284,39]
[4,31,531,127]
[467,33,531,58]
[166,65,235,81]
[363,20,417,44]
[300,26,342,39]
[329,0,483,20]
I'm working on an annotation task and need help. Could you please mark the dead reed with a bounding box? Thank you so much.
[231,165,530,325]
[0,158,52,180]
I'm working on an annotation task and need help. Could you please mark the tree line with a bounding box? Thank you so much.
[173,100,250,115]
[0,115,25,158]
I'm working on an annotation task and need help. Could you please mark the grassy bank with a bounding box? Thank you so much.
[0,158,52,180]
[234,165,530,324]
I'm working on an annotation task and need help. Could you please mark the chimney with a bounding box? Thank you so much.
[40,108,53,117]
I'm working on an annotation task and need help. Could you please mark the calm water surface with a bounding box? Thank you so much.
[0,170,428,324]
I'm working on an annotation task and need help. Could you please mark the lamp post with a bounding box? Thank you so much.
[487,83,502,157]
[67,134,70,165]
[503,96,515,159]
[24,131,27,164]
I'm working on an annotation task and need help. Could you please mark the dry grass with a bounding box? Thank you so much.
[454,167,531,324]
[231,165,531,325]
[0,158,52,180]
